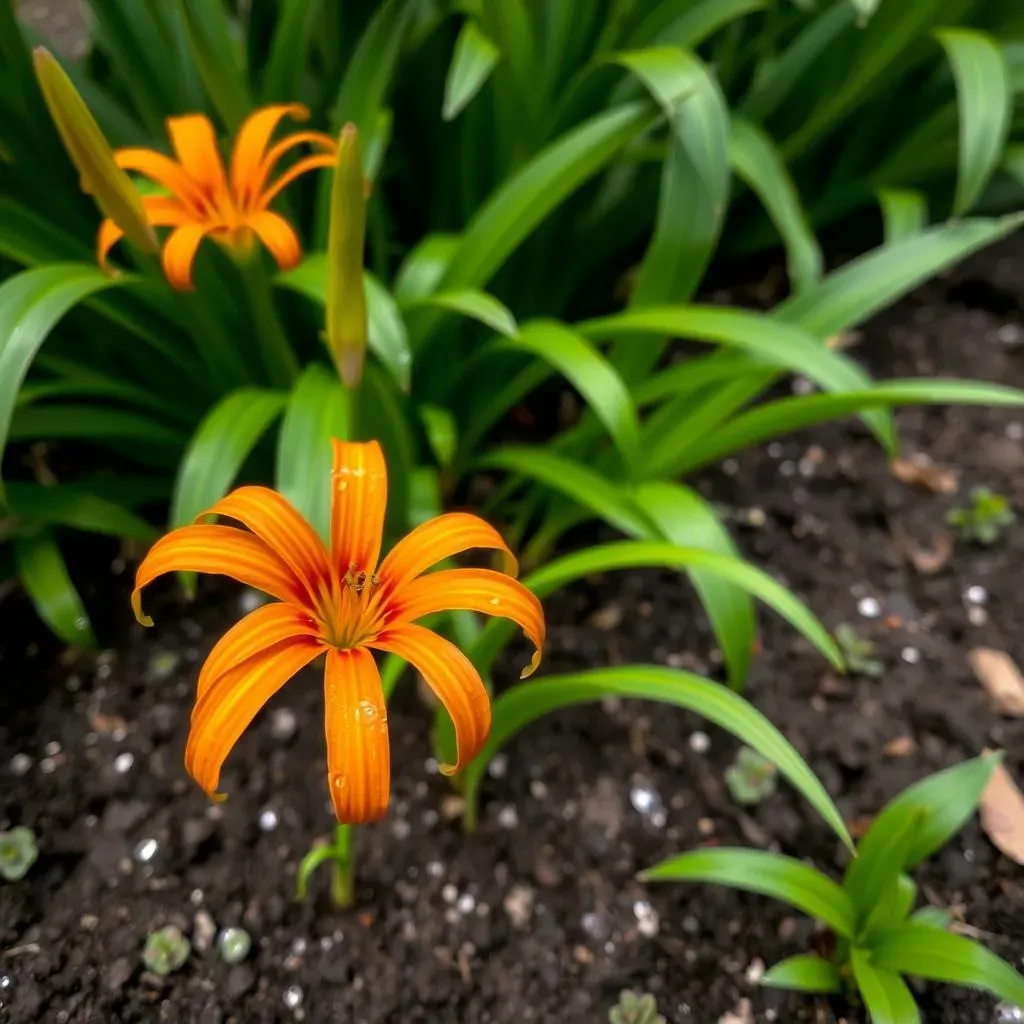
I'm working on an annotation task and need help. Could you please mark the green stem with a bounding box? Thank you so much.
[238,254,299,388]
[330,824,355,908]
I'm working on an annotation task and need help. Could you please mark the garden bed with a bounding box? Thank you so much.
[3,235,1024,1024]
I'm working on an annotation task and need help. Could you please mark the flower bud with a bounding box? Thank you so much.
[325,123,368,389]
[33,46,156,254]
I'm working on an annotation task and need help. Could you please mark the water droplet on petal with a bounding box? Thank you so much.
[489,597,501,606]
[332,773,347,790]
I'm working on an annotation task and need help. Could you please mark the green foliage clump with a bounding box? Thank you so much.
[946,486,1015,545]
[643,754,1024,1022]
[835,623,884,678]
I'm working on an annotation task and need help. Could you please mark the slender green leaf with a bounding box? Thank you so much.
[878,189,928,245]
[470,540,842,678]
[6,483,156,541]
[260,0,325,103]
[872,926,1024,1009]
[850,0,882,25]
[468,666,851,848]
[0,265,123,487]
[845,754,1001,890]
[8,406,184,448]
[620,48,729,309]
[393,234,460,304]
[179,0,250,131]
[418,405,457,469]
[633,482,756,689]
[275,364,350,542]
[851,950,922,1024]
[435,102,651,295]
[502,320,640,467]
[677,379,1024,472]
[847,811,922,934]
[936,28,1012,216]
[579,305,889,466]
[847,753,999,880]
[404,289,518,337]
[775,215,1024,341]
[14,529,95,647]
[731,117,822,294]
[171,389,286,528]
[740,0,857,122]
[476,447,655,537]
[443,19,501,121]
[643,849,855,937]
[646,0,766,50]
[910,906,953,930]
[761,955,843,994]
[364,273,413,393]
[357,363,415,534]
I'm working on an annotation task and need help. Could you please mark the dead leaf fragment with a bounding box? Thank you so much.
[883,736,916,758]
[717,998,754,1024]
[968,648,1024,717]
[979,760,1024,864]
[890,455,960,495]
[891,521,954,575]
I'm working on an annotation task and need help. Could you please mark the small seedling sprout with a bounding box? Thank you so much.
[835,623,884,678]
[946,487,1015,545]
[725,746,778,806]
[0,827,38,881]
[142,926,191,975]
[609,990,666,1024]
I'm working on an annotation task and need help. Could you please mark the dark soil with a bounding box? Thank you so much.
[4,236,1024,1024]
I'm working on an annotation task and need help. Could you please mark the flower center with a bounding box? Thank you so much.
[319,563,386,649]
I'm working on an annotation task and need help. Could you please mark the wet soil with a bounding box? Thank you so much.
[4,236,1024,1024]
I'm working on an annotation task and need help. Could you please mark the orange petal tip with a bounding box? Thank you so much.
[438,762,458,777]
[131,591,154,627]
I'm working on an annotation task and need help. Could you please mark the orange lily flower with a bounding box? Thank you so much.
[132,440,545,824]
[99,104,335,290]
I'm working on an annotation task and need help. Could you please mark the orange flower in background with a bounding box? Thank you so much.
[132,440,545,824]
[100,104,335,290]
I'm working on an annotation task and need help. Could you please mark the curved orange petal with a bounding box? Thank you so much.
[246,210,302,271]
[196,601,322,703]
[115,147,207,214]
[132,523,311,626]
[369,624,490,776]
[199,485,331,606]
[230,103,309,206]
[97,196,193,272]
[97,219,124,273]
[166,114,230,208]
[330,439,387,574]
[387,568,545,678]
[377,512,517,595]
[186,635,323,800]
[323,646,390,823]
[161,222,213,290]
[257,151,336,208]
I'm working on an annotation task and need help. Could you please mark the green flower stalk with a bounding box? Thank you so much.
[325,123,368,389]
[32,46,156,255]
